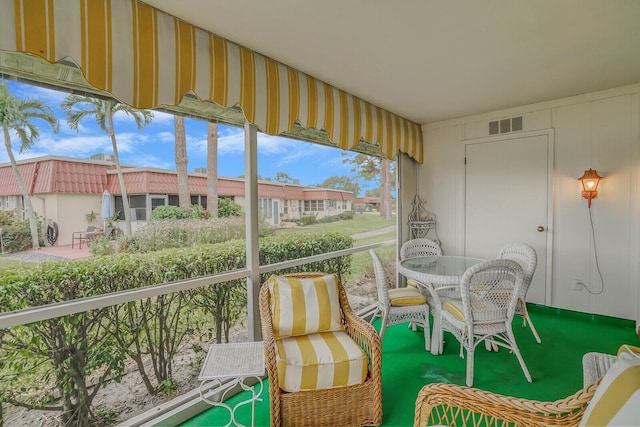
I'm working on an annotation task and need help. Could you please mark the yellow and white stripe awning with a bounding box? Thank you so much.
[1,0,423,162]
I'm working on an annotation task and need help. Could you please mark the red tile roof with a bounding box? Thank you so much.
[0,157,111,195]
[0,156,354,201]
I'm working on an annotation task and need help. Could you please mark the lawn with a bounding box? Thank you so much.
[277,212,396,235]
[277,213,397,283]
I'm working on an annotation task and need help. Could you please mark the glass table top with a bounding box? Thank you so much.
[399,256,485,278]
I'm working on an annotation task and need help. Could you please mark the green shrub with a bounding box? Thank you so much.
[318,214,340,223]
[149,205,188,221]
[218,198,243,217]
[300,215,317,226]
[0,210,43,253]
[133,217,246,252]
[339,210,354,220]
[89,235,116,255]
[189,204,205,218]
[259,232,353,282]
[0,232,353,425]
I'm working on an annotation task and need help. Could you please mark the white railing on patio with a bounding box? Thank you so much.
[0,239,394,426]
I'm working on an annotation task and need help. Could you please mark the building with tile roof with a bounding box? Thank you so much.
[0,156,353,246]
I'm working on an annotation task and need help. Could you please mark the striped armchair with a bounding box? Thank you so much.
[259,272,383,427]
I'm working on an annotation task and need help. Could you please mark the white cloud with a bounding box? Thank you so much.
[9,82,67,106]
[34,134,111,157]
[218,131,245,155]
[150,110,176,126]
[124,153,173,170]
[154,131,175,144]
[110,133,150,154]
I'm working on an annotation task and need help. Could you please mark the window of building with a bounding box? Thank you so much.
[328,200,336,210]
[115,195,147,221]
[304,200,324,212]
[259,198,273,218]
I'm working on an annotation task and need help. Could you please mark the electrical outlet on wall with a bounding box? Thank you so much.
[572,279,584,291]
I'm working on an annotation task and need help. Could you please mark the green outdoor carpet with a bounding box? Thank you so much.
[180,305,639,427]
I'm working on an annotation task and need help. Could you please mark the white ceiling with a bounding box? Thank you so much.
[142,0,640,125]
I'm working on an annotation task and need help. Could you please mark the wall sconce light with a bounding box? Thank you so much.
[578,168,603,208]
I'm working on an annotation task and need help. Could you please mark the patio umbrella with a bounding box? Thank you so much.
[101,190,112,229]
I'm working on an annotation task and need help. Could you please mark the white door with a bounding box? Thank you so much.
[465,133,551,305]
[273,200,280,225]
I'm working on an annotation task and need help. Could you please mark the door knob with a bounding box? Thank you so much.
[537,226,545,232]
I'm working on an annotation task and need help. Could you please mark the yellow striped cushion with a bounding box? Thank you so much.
[617,344,640,357]
[275,331,368,392]
[388,287,427,306]
[269,274,344,339]
[579,350,640,426]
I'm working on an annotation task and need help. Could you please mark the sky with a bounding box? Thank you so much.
[1,80,380,196]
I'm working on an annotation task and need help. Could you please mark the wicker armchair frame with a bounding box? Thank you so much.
[414,380,600,427]
[259,272,383,427]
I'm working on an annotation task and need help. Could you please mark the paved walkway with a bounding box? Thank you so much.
[3,224,395,261]
[2,244,92,261]
[351,225,396,239]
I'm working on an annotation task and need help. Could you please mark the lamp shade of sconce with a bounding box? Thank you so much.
[578,168,603,208]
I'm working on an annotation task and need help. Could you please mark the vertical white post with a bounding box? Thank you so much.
[244,121,261,341]
[396,153,417,287]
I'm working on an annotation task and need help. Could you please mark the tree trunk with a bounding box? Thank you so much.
[107,111,132,236]
[174,116,190,210]
[3,128,40,249]
[381,158,392,220]
[206,122,219,217]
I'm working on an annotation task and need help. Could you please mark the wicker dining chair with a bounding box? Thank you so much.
[400,238,443,289]
[259,272,383,427]
[400,238,443,263]
[399,238,444,338]
[369,249,431,351]
[499,242,541,343]
[440,259,532,387]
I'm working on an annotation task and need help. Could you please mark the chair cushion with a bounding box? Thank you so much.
[275,330,368,392]
[579,347,640,426]
[389,287,427,306]
[406,279,419,288]
[269,274,343,339]
[443,299,502,322]
[617,344,640,357]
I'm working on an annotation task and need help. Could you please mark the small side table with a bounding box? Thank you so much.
[199,341,265,427]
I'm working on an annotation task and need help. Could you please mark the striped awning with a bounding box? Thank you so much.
[1,0,423,162]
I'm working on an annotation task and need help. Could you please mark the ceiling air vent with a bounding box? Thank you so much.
[489,116,522,135]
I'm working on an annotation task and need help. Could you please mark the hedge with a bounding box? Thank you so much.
[0,232,353,427]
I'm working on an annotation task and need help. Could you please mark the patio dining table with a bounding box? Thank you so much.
[397,255,485,355]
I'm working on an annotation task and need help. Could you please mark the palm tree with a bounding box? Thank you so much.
[62,95,152,236]
[206,122,219,217]
[174,116,190,209]
[0,81,59,249]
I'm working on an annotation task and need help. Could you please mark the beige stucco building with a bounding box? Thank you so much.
[0,156,353,245]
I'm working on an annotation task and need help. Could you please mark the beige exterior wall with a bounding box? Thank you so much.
[45,194,103,246]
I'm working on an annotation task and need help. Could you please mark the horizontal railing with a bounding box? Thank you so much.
[1,239,394,427]
[0,239,395,329]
